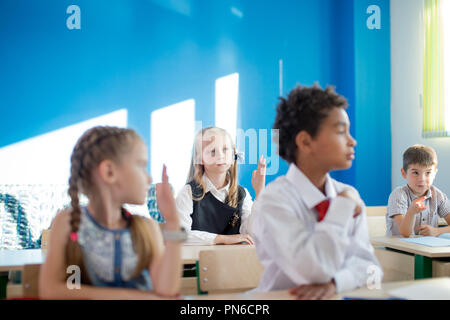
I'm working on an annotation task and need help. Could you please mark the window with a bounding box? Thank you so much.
[423,0,449,137]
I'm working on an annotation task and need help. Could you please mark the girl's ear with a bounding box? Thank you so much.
[98,159,117,184]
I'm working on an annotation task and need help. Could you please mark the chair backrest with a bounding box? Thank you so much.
[366,206,387,217]
[41,229,50,249]
[198,246,264,293]
[366,206,387,237]
[22,264,41,298]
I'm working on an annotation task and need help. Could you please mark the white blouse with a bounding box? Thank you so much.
[175,175,254,245]
[251,163,382,293]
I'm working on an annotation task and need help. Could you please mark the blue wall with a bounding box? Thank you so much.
[353,0,391,205]
[0,0,391,205]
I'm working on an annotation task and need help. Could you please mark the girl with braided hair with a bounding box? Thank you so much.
[176,127,266,245]
[39,126,183,299]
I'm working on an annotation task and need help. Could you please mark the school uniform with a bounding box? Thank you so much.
[250,163,382,293]
[176,175,254,245]
[386,185,450,236]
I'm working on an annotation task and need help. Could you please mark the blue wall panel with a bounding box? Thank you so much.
[0,0,391,205]
[354,0,392,205]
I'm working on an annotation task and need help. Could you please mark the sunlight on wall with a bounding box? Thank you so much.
[0,109,128,185]
[215,73,239,143]
[151,99,195,195]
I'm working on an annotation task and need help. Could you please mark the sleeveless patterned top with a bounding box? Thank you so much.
[77,207,152,290]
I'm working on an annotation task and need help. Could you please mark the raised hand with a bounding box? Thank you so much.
[410,196,427,214]
[251,155,266,199]
[155,165,179,227]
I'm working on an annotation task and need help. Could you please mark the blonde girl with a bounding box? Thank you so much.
[176,127,266,245]
[39,126,183,299]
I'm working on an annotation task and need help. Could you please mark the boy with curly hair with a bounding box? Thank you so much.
[251,84,382,299]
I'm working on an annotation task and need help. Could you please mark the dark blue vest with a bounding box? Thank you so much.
[188,181,246,235]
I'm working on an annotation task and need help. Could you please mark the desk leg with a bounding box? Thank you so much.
[414,255,432,279]
[0,272,8,300]
[195,261,207,295]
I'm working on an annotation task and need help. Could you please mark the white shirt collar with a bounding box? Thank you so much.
[285,163,337,210]
[202,174,230,193]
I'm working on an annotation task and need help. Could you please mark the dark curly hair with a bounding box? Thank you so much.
[273,83,348,164]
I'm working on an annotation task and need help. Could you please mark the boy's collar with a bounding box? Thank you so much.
[286,163,337,209]
[406,184,432,200]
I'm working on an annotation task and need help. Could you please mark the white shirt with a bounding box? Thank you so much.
[251,163,382,293]
[175,175,254,245]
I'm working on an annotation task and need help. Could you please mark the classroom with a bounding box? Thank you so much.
[1,0,450,305]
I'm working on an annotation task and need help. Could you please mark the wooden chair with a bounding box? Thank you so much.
[366,206,387,237]
[41,229,50,249]
[197,246,264,294]
[22,264,41,297]
[7,264,41,299]
[374,248,414,282]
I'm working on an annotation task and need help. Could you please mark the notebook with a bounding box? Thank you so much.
[388,279,450,300]
[439,233,450,240]
[399,236,450,247]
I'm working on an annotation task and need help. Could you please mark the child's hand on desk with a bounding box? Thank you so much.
[418,225,439,237]
[338,189,362,218]
[155,165,179,227]
[288,280,336,300]
[214,234,254,245]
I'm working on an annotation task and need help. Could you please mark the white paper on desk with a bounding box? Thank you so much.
[399,236,450,247]
[388,279,450,300]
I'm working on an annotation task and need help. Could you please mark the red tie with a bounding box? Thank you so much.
[315,199,330,222]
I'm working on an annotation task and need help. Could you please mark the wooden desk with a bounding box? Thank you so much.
[0,245,249,270]
[0,249,46,299]
[185,289,293,300]
[371,236,450,279]
[0,246,239,271]
[185,277,450,300]
[182,244,255,265]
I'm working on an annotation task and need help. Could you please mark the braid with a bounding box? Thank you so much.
[68,177,81,233]
[65,137,91,283]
